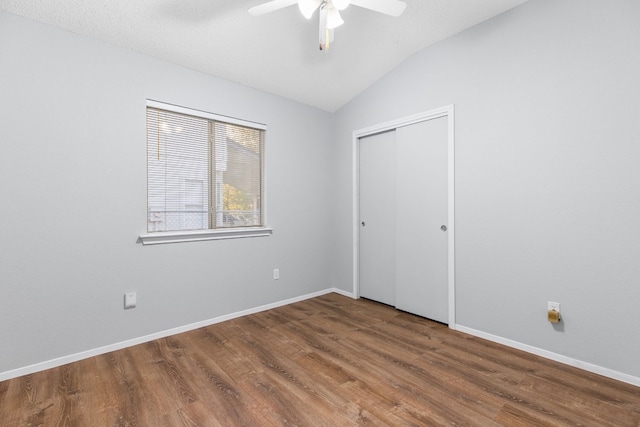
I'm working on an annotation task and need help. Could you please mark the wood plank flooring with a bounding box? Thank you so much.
[1,293,639,426]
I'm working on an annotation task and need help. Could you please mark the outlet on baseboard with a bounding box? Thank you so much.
[273,268,280,280]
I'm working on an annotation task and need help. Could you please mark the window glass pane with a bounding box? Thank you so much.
[147,109,209,232]
[214,123,263,228]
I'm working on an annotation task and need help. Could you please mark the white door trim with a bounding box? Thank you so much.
[352,104,456,329]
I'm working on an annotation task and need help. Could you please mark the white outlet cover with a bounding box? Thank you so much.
[124,292,137,309]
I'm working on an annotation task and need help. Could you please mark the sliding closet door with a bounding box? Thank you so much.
[395,117,449,323]
[358,130,396,306]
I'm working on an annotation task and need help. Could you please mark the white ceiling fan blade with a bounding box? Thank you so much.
[298,0,322,19]
[349,0,407,17]
[248,0,298,16]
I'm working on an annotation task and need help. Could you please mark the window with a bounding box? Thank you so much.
[141,101,270,244]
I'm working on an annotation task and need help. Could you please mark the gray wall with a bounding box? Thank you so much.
[331,0,640,378]
[0,11,334,373]
[3,0,640,382]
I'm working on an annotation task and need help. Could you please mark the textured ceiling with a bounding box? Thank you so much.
[0,0,528,112]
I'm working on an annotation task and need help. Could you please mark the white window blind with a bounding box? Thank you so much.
[146,104,265,233]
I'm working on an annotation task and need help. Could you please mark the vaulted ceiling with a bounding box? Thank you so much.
[0,0,528,111]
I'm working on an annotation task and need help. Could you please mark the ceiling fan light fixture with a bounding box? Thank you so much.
[332,0,351,10]
[326,4,344,29]
[298,0,322,19]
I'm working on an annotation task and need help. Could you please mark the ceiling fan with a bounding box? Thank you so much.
[248,0,407,51]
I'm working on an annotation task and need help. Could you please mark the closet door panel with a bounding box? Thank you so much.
[395,117,448,323]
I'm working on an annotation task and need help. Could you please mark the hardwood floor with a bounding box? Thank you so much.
[1,293,639,426]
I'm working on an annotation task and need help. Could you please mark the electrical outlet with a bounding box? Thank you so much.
[548,301,560,312]
[124,292,137,309]
[273,269,280,280]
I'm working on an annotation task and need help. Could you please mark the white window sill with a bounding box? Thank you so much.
[139,227,273,245]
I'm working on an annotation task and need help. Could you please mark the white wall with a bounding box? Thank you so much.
[331,0,640,380]
[0,11,334,374]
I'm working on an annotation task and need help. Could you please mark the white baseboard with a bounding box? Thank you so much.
[330,287,356,299]
[0,287,353,382]
[6,290,635,390]
[455,324,640,388]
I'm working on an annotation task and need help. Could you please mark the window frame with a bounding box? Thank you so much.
[139,100,272,245]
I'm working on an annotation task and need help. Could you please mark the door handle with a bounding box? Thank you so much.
[361,221,366,227]
[441,225,447,232]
